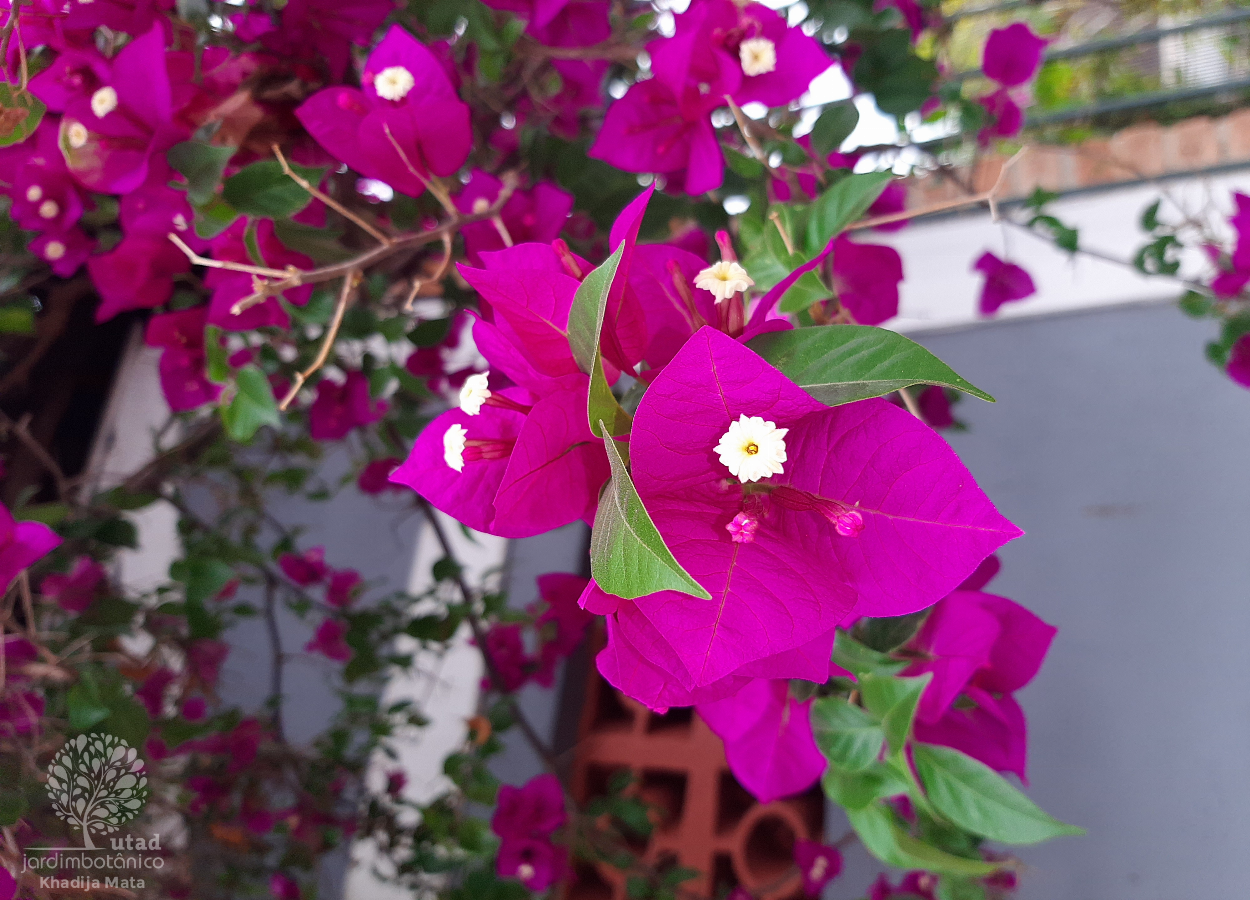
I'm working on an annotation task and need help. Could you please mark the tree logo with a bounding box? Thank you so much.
[45,734,149,848]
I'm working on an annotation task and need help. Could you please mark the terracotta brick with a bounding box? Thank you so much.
[1219,107,1250,162]
[1108,122,1166,177]
[1163,116,1219,171]
[1010,145,1075,195]
[1071,139,1129,187]
[564,628,823,900]
[971,155,1005,193]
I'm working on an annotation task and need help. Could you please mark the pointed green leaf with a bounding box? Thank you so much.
[590,427,710,601]
[806,171,895,255]
[748,325,994,405]
[859,672,931,754]
[168,141,236,206]
[222,160,325,219]
[822,763,910,810]
[809,102,861,158]
[567,245,632,436]
[810,697,885,771]
[912,743,1084,845]
[847,804,998,877]
[204,325,230,384]
[832,628,909,678]
[221,365,281,442]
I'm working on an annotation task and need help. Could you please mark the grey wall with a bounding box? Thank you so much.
[897,303,1250,900]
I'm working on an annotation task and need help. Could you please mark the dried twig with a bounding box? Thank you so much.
[0,409,69,498]
[278,270,359,410]
[847,147,1030,231]
[897,386,922,419]
[168,174,520,290]
[403,232,454,312]
[167,232,294,279]
[272,143,392,246]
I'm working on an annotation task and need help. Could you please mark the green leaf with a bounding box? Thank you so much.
[0,792,26,826]
[590,430,710,601]
[806,172,895,254]
[221,365,281,442]
[725,148,766,179]
[193,196,240,239]
[567,244,632,436]
[859,672,931,754]
[170,557,235,606]
[1140,199,1161,233]
[912,743,1084,845]
[831,628,909,678]
[748,325,995,405]
[847,804,997,877]
[0,304,34,334]
[1178,290,1214,319]
[822,763,910,810]
[168,141,236,206]
[67,682,111,732]
[857,611,927,652]
[204,325,229,384]
[222,160,324,219]
[810,697,885,771]
[14,502,69,526]
[0,84,45,147]
[936,877,987,900]
[809,102,860,158]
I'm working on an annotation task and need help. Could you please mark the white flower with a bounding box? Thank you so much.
[38,200,59,220]
[66,121,89,149]
[459,372,491,415]
[375,66,416,102]
[695,261,755,303]
[90,86,118,118]
[43,240,66,261]
[714,414,788,483]
[25,185,42,202]
[739,38,777,76]
[443,424,468,472]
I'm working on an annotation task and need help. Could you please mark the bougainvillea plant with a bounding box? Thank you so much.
[0,0,1233,898]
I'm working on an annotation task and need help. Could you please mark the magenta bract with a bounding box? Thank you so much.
[296,25,471,198]
[698,678,828,803]
[615,329,1020,696]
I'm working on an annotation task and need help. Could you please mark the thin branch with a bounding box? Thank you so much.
[847,147,1030,231]
[415,499,563,779]
[278,270,358,410]
[0,409,69,498]
[897,386,922,419]
[272,143,392,246]
[725,95,792,189]
[261,576,286,743]
[403,232,454,312]
[168,174,520,290]
[167,232,294,279]
[0,277,90,397]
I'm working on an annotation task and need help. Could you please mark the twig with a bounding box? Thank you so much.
[278,270,358,410]
[261,577,286,742]
[415,499,563,780]
[167,232,294,279]
[725,95,792,189]
[769,211,796,255]
[403,233,454,312]
[0,277,90,397]
[846,147,1030,231]
[0,409,69,499]
[272,143,392,246]
[898,386,922,419]
[168,174,520,290]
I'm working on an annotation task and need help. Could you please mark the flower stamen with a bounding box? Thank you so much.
[715,415,787,482]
